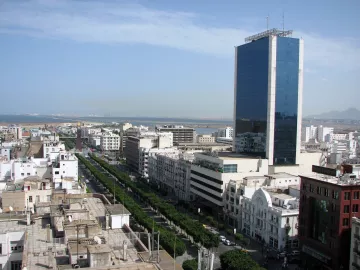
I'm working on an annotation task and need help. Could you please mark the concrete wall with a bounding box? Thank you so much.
[1,191,26,212]
[110,214,130,229]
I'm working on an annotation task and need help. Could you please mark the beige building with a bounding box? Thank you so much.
[197,135,215,144]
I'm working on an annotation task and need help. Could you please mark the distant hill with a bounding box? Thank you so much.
[306,108,360,120]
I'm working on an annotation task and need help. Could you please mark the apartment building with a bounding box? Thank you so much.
[100,132,120,151]
[124,132,173,173]
[299,173,360,269]
[217,127,233,139]
[155,125,195,145]
[149,152,194,201]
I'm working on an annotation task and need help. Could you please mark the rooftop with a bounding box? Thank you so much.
[266,173,298,179]
[300,173,360,186]
[105,204,131,215]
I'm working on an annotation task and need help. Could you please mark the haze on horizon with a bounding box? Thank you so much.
[0,0,359,118]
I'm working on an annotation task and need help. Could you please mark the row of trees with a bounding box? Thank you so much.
[63,138,75,150]
[219,250,265,270]
[90,154,219,248]
[76,154,186,256]
[182,250,264,270]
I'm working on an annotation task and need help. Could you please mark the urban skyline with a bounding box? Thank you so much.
[0,0,359,118]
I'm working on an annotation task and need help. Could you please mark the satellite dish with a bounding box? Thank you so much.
[94,236,102,245]
[9,206,13,212]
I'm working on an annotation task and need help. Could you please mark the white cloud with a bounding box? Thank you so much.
[0,0,359,70]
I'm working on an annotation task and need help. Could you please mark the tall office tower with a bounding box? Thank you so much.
[233,29,303,166]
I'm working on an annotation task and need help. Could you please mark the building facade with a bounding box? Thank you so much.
[100,132,120,151]
[155,125,195,145]
[149,152,194,201]
[233,29,303,166]
[299,173,360,269]
[350,217,360,270]
[241,188,299,251]
[217,127,234,139]
[197,135,215,144]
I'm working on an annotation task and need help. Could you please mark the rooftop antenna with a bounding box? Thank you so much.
[266,15,269,31]
[282,11,285,32]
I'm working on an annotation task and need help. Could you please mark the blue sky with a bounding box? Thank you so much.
[0,0,359,118]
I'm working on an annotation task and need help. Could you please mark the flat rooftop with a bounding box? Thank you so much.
[105,204,131,215]
[200,151,261,160]
[266,173,298,179]
[300,173,360,186]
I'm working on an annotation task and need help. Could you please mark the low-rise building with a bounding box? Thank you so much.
[216,127,233,139]
[197,135,215,144]
[241,188,299,251]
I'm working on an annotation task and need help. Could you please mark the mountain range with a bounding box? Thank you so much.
[306,108,360,120]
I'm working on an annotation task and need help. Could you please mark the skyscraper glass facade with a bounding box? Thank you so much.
[234,37,269,158]
[234,35,300,165]
[273,37,299,164]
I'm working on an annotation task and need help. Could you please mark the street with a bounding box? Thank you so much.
[79,152,300,270]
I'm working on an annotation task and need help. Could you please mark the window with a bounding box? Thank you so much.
[310,184,314,192]
[0,243,2,255]
[331,203,336,212]
[344,192,351,200]
[324,188,329,197]
[29,196,33,202]
[55,171,59,175]
[223,164,238,173]
[21,173,24,176]
[331,216,335,224]
[355,191,360,199]
[302,184,306,191]
[236,199,239,205]
[343,218,349,226]
[27,173,30,176]
[317,186,321,195]
[353,204,359,213]
[286,217,290,224]
[344,205,350,213]
[333,191,339,199]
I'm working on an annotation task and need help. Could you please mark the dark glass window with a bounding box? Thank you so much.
[234,37,269,157]
[344,205,350,213]
[273,37,299,165]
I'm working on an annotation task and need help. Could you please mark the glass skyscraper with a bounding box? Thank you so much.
[233,29,303,165]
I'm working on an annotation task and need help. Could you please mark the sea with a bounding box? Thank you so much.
[0,115,232,135]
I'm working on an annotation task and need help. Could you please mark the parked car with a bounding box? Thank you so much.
[277,252,287,259]
[224,240,232,246]
[219,235,226,242]
[290,250,300,256]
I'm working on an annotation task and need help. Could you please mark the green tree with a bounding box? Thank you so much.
[182,259,198,270]
[220,250,265,270]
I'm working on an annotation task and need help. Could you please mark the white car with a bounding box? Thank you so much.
[219,235,226,242]
[85,179,90,184]
[224,240,231,246]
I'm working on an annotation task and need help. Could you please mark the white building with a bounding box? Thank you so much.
[224,173,300,229]
[139,147,178,178]
[43,141,66,161]
[7,125,23,140]
[89,136,101,147]
[317,126,334,142]
[0,147,11,160]
[350,217,360,270]
[301,125,318,143]
[0,229,25,270]
[217,127,233,139]
[330,133,347,141]
[149,151,195,201]
[197,135,215,144]
[190,152,269,207]
[100,132,120,151]
[124,132,173,172]
[241,188,299,251]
